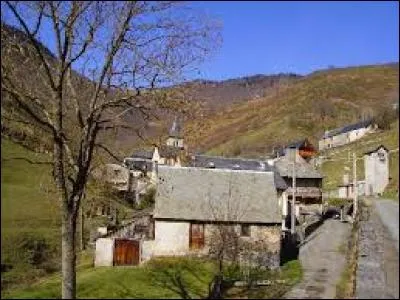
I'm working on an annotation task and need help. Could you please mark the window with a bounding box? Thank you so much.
[240,224,251,237]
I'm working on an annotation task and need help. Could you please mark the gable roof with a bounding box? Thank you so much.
[274,155,323,179]
[322,119,373,139]
[364,144,390,155]
[124,158,153,172]
[189,155,287,190]
[154,166,281,223]
[131,149,154,160]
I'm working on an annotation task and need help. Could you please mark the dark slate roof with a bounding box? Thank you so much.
[189,155,287,190]
[159,145,181,158]
[169,117,182,138]
[274,155,323,179]
[124,158,153,172]
[131,149,154,160]
[364,144,389,155]
[322,119,373,139]
[154,166,281,223]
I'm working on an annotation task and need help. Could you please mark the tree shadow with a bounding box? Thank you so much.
[146,258,212,299]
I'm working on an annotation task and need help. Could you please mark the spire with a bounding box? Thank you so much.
[169,116,182,138]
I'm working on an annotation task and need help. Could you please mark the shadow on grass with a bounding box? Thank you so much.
[146,257,215,299]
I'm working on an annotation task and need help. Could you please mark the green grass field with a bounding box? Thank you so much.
[1,138,61,292]
[2,255,302,299]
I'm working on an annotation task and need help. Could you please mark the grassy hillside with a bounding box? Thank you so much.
[1,138,135,294]
[319,120,399,198]
[183,64,399,157]
[1,138,61,291]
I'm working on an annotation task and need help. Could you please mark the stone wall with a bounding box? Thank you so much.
[152,220,282,269]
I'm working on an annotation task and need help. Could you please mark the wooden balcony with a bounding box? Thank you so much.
[286,186,322,199]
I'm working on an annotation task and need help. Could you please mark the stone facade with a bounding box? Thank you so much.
[150,220,281,268]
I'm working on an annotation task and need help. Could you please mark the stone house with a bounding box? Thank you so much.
[143,165,284,269]
[273,148,323,227]
[364,145,389,196]
[319,119,376,151]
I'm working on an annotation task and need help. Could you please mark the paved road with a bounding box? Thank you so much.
[355,198,399,299]
[373,199,399,252]
[283,219,351,299]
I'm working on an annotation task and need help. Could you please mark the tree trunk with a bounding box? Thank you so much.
[62,210,77,299]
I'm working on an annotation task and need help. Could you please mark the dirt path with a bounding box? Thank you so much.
[283,219,351,299]
[355,198,399,299]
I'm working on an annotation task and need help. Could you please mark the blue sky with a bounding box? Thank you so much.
[190,1,399,80]
[3,1,398,82]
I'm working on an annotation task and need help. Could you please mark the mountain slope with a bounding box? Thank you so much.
[183,63,399,157]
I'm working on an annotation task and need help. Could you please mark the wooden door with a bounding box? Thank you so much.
[189,223,204,249]
[113,239,140,266]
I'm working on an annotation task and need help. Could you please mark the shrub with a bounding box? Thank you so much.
[373,106,399,130]
[137,187,156,210]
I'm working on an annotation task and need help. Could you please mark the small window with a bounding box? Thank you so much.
[241,224,251,237]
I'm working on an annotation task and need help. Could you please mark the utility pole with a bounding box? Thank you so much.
[353,152,358,219]
[291,153,296,236]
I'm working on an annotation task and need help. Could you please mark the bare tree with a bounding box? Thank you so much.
[205,174,251,298]
[1,1,221,298]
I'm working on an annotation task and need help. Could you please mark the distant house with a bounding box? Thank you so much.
[318,119,376,150]
[143,165,283,268]
[364,145,390,196]
[123,117,185,173]
[276,138,318,161]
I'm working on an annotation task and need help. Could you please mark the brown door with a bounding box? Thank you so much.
[189,223,205,249]
[113,239,140,266]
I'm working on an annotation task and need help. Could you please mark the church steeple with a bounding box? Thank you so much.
[169,116,182,138]
[166,116,184,149]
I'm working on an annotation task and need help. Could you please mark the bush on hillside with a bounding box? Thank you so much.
[137,187,156,210]
[373,106,399,130]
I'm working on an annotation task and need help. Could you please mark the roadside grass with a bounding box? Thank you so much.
[224,260,303,299]
[335,204,360,299]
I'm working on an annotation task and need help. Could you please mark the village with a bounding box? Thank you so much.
[1,1,398,299]
[91,115,398,298]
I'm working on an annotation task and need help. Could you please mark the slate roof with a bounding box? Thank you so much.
[154,166,281,223]
[364,144,389,155]
[131,149,154,160]
[124,158,153,172]
[189,155,287,190]
[274,155,323,179]
[322,119,373,139]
